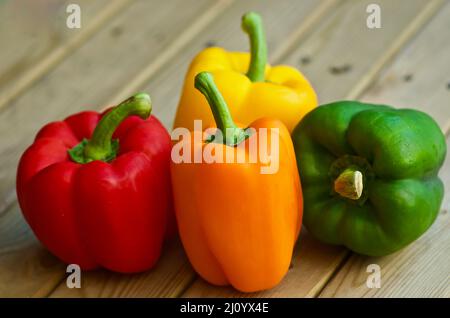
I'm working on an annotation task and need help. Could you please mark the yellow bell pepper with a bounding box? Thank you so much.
[173,12,317,132]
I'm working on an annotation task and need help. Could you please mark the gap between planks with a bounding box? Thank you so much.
[347,0,446,99]
[103,0,235,106]
[0,0,134,114]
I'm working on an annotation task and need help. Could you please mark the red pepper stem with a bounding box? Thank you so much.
[194,72,247,146]
[84,93,151,161]
[242,12,267,82]
[68,93,151,164]
[334,168,363,200]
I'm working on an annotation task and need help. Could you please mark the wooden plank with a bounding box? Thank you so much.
[279,0,446,105]
[0,203,66,297]
[0,0,132,111]
[361,5,450,131]
[182,0,445,297]
[50,240,194,297]
[49,0,333,297]
[320,3,450,297]
[0,0,225,298]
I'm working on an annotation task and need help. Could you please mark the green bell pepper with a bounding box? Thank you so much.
[292,101,447,256]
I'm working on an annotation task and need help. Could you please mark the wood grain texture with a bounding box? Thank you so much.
[0,0,132,111]
[50,240,194,298]
[320,3,450,297]
[0,0,222,298]
[280,0,444,104]
[182,0,444,297]
[361,2,450,131]
[0,203,66,297]
[49,0,330,298]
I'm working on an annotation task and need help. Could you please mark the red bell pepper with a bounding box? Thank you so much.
[16,93,174,273]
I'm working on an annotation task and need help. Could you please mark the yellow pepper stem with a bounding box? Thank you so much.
[334,168,363,200]
[242,12,267,82]
[194,72,248,146]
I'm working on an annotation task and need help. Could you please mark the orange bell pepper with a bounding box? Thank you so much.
[170,72,302,292]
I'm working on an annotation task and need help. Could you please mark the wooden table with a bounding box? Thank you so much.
[1,0,449,298]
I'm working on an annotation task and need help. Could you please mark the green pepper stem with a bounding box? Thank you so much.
[242,12,267,82]
[334,168,363,200]
[69,93,151,163]
[194,72,247,146]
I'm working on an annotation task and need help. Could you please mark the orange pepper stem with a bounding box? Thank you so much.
[194,72,248,146]
[68,93,152,163]
[242,12,267,82]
